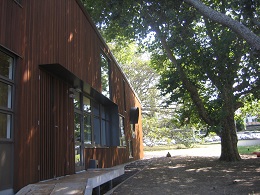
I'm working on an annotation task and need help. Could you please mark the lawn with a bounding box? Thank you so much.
[238,144,260,155]
[144,144,260,155]
[143,144,188,152]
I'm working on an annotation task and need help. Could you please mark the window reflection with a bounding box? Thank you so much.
[83,96,91,113]
[0,51,13,79]
[83,113,91,145]
[0,82,12,109]
[100,53,110,99]
[119,116,126,146]
[0,113,11,139]
[74,92,80,109]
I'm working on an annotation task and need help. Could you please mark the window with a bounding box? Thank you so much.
[74,94,92,145]
[123,80,126,111]
[119,116,126,146]
[128,140,133,158]
[74,92,110,147]
[83,97,91,144]
[93,102,109,146]
[0,50,14,140]
[100,53,110,99]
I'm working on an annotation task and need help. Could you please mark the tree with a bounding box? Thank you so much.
[83,0,260,161]
[109,41,177,142]
[184,0,260,55]
[107,41,161,115]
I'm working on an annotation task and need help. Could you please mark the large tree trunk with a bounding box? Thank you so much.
[219,89,241,161]
[220,119,241,161]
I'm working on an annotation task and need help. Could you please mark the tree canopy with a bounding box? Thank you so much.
[83,0,260,161]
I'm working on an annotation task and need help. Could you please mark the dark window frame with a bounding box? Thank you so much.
[0,49,15,142]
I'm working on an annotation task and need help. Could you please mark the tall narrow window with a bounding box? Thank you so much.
[83,97,91,145]
[0,50,14,140]
[123,80,126,112]
[100,53,110,99]
[128,140,133,158]
[119,115,126,146]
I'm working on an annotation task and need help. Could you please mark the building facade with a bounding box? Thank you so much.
[0,0,143,194]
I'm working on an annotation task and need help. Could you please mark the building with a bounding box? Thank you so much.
[0,0,143,194]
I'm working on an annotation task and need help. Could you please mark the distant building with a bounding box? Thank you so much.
[0,0,143,194]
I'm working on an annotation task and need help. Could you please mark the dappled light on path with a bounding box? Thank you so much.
[112,155,260,195]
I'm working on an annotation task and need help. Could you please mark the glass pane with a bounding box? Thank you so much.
[83,113,92,145]
[0,113,11,139]
[74,92,80,109]
[100,105,105,119]
[93,117,100,145]
[83,96,91,113]
[75,145,82,166]
[100,53,110,98]
[0,51,13,80]
[74,113,81,142]
[119,116,126,146]
[0,82,12,108]
[101,120,106,146]
[74,112,82,166]
[92,101,99,116]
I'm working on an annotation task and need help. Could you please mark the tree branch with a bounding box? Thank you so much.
[184,0,260,54]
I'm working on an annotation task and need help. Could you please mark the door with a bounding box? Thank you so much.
[39,70,73,180]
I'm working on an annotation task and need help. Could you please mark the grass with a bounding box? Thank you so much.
[238,145,260,155]
[143,144,195,152]
[144,144,260,155]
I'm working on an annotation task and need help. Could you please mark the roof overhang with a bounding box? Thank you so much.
[39,63,116,106]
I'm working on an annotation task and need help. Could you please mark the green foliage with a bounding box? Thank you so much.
[239,96,260,119]
[83,0,259,160]
[235,118,245,132]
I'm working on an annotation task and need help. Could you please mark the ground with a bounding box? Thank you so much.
[112,155,260,195]
[104,143,260,195]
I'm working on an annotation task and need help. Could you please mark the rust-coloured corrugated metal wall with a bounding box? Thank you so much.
[0,0,143,192]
